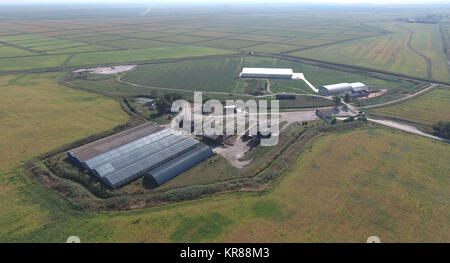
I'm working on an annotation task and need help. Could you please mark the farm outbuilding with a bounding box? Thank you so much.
[145,144,214,187]
[67,123,214,188]
[276,93,296,100]
[240,67,294,79]
[319,82,369,97]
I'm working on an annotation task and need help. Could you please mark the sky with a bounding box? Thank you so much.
[0,0,448,4]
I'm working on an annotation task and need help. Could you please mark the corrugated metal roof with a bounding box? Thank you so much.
[85,129,172,170]
[146,144,214,186]
[350,82,366,88]
[350,82,369,92]
[321,83,352,93]
[241,67,293,75]
[68,123,162,162]
[67,124,205,189]
[92,133,186,178]
[104,137,198,188]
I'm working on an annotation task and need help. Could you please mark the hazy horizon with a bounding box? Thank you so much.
[0,0,449,5]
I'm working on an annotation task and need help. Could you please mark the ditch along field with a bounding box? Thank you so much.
[289,22,450,82]
[370,87,450,127]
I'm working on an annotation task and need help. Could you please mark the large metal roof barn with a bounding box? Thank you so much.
[145,144,214,187]
[67,123,214,188]
[319,82,368,96]
[240,67,294,79]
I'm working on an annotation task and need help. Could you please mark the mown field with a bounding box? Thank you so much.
[371,87,450,126]
[289,22,450,82]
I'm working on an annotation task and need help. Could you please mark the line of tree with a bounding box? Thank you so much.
[432,121,450,139]
[333,94,341,107]
[154,92,183,113]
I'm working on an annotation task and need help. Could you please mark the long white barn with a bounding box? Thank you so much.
[240,68,294,79]
[319,82,369,97]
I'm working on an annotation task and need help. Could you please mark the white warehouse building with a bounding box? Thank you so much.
[240,68,294,79]
[319,82,369,97]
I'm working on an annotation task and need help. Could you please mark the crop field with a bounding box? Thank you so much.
[119,56,416,99]
[46,45,113,55]
[198,39,259,49]
[106,39,175,49]
[241,43,301,53]
[404,23,450,81]
[0,73,128,170]
[0,55,70,71]
[0,44,36,57]
[0,9,394,75]
[371,87,450,126]
[66,46,235,66]
[289,22,450,82]
[122,57,243,92]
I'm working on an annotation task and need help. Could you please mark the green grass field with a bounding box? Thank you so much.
[0,73,128,169]
[198,39,259,49]
[121,57,243,92]
[0,45,36,57]
[371,88,450,126]
[0,54,70,71]
[289,22,450,82]
[2,123,449,242]
[67,46,235,66]
[405,23,450,81]
[119,56,416,100]
[241,43,301,53]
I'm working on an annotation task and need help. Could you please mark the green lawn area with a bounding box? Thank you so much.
[0,45,37,57]
[0,73,128,241]
[0,54,69,71]
[46,45,114,55]
[67,46,235,66]
[371,88,450,126]
[119,56,415,98]
[288,23,430,79]
[121,57,243,92]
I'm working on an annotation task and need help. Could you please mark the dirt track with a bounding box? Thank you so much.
[397,24,433,79]
[368,118,450,143]
[360,83,437,109]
